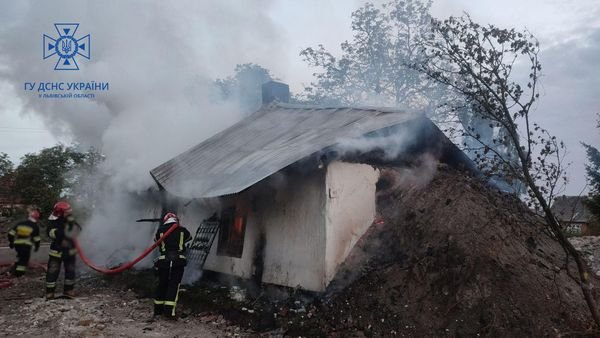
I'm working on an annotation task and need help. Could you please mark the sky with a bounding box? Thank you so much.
[0,0,599,195]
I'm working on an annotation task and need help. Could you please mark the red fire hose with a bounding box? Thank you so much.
[74,222,178,275]
[0,279,11,288]
[0,223,175,288]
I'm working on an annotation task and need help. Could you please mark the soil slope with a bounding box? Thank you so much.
[323,165,596,337]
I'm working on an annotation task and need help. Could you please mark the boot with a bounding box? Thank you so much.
[154,304,164,317]
[45,292,55,300]
[163,306,177,320]
[63,289,76,299]
[163,313,178,321]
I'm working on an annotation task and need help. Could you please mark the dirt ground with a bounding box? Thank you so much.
[0,268,254,337]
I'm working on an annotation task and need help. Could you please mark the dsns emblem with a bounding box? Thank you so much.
[43,23,90,70]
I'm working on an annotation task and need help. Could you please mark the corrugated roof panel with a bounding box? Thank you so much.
[551,196,593,223]
[150,103,421,198]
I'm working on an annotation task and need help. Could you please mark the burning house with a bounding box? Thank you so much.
[149,81,474,292]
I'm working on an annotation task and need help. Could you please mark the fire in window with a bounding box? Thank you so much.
[217,207,247,258]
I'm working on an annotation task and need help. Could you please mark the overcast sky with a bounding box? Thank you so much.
[0,0,598,195]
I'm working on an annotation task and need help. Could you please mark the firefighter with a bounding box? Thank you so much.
[7,207,42,277]
[45,201,81,299]
[153,212,192,319]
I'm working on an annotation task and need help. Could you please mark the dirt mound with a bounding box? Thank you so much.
[322,165,596,336]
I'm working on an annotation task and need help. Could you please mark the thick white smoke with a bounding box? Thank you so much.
[0,1,286,268]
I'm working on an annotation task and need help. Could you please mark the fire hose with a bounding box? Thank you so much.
[0,222,176,288]
[73,222,178,275]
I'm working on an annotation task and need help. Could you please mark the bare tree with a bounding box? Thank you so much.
[416,14,599,326]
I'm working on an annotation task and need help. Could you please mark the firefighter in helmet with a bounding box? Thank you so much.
[153,212,192,318]
[7,207,42,276]
[45,201,81,299]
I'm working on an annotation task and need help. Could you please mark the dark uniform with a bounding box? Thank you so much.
[153,222,192,317]
[7,219,41,276]
[45,215,81,297]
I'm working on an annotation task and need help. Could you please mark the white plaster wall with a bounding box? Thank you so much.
[178,164,376,292]
[259,171,327,291]
[180,171,326,291]
[324,161,379,284]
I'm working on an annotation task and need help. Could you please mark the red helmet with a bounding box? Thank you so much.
[49,201,72,220]
[163,212,179,226]
[28,207,41,222]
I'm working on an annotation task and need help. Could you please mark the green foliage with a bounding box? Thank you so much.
[13,145,103,214]
[215,63,273,113]
[300,0,437,108]
[0,152,16,215]
[583,115,600,220]
[0,152,13,177]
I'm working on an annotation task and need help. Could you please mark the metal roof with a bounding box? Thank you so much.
[150,103,421,198]
[551,196,593,223]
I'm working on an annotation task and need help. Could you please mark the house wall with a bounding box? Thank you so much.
[324,161,379,284]
[179,162,379,291]
[258,171,327,291]
[561,221,591,237]
[183,170,327,291]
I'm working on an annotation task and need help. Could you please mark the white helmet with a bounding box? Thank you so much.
[162,212,179,226]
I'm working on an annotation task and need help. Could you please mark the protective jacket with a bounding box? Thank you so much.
[8,219,41,250]
[47,215,81,257]
[154,223,192,268]
[7,219,41,276]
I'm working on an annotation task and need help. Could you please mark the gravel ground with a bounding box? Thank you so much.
[569,236,600,277]
[0,270,254,337]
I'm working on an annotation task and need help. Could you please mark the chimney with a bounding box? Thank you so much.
[262,81,290,104]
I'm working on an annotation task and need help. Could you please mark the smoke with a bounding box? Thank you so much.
[379,154,439,192]
[182,267,203,286]
[334,127,414,161]
[333,117,440,192]
[0,1,286,268]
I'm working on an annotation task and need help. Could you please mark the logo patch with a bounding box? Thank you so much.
[43,23,90,70]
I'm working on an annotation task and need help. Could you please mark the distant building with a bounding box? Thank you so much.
[551,196,594,236]
[0,175,23,215]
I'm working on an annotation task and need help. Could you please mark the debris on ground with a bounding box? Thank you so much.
[0,271,250,337]
[569,236,600,277]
